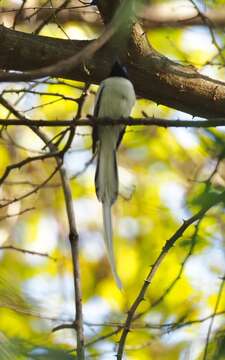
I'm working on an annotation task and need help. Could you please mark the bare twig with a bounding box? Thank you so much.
[0,151,60,187]
[52,322,75,332]
[0,94,85,357]
[30,105,84,358]
[202,273,225,360]
[189,0,225,64]
[117,191,225,359]
[151,219,202,308]
[59,165,84,359]
[1,96,84,357]
[0,207,34,221]
[4,180,60,188]
[53,85,90,359]
[0,117,225,128]
[84,308,225,331]
[12,0,27,29]
[0,303,69,322]
[34,0,71,34]
[0,245,56,261]
[163,309,225,333]
[85,328,122,348]
[30,131,84,359]
[0,164,61,209]
[2,89,79,102]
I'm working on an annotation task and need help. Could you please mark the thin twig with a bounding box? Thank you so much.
[52,322,75,332]
[85,327,122,348]
[0,303,69,322]
[151,219,202,307]
[0,151,60,187]
[0,96,84,358]
[0,117,225,128]
[189,0,225,64]
[0,207,34,222]
[0,245,56,261]
[117,191,225,359]
[59,160,85,359]
[0,164,61,209]
[12,0,27,29]
[4,180,60,188]
[202,273,225,360]
[83,309,225,331]
[2,89,79,102]
[54,85,90,359]
[34,0,70,34]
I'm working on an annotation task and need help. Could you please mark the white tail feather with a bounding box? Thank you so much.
[103,203,122,289]
[95,142,122,288]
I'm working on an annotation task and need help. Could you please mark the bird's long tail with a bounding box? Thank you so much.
[102,203,122,289]
[95,144,122,289]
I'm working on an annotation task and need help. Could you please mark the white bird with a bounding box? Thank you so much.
[92,61,136,288]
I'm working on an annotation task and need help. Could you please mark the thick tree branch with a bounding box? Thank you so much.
[0,0,132,82]
[1,24,225,118]
[0,22,113,82]
[0,24,89,74]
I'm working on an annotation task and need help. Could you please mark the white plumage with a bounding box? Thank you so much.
[93,67,136,288]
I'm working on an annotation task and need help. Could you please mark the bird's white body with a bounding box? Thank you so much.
[96,77,136,119]
[95,77,136,203]
[94,74,136,288]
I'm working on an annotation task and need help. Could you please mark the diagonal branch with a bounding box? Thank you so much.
[0,96,84,359]
[0,151,60,187]
[0,244,56,261]
[0,164,61,209]
[202,273,225,360]
[151,219,202,308]
[2,21,225,117]
[0,0,132,83]
[116,190,225,359]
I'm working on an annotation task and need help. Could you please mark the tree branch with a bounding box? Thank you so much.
[203,273,225,360]
[0,244,56,261]
[3,2,225,29]
[141,3,225,29]
[151,219,202,308]
[116,190,225,359]
[0,95,84,359]
[0,151,61,187]
[1,117,225,128]
[1,21,225,117]
[0,0,132,83]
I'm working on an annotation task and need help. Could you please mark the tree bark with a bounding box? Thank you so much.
[1,24,225,118]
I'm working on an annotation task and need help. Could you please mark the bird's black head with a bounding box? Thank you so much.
[109,61,128,79]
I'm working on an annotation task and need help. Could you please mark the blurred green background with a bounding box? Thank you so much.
[0,0,225,359]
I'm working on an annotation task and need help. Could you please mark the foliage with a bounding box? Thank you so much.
[0,0,225,359]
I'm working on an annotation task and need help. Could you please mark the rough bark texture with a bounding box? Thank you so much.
[1,1,225,118]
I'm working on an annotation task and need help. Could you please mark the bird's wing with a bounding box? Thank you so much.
[116,127,126,149]
[92,84,105,154]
